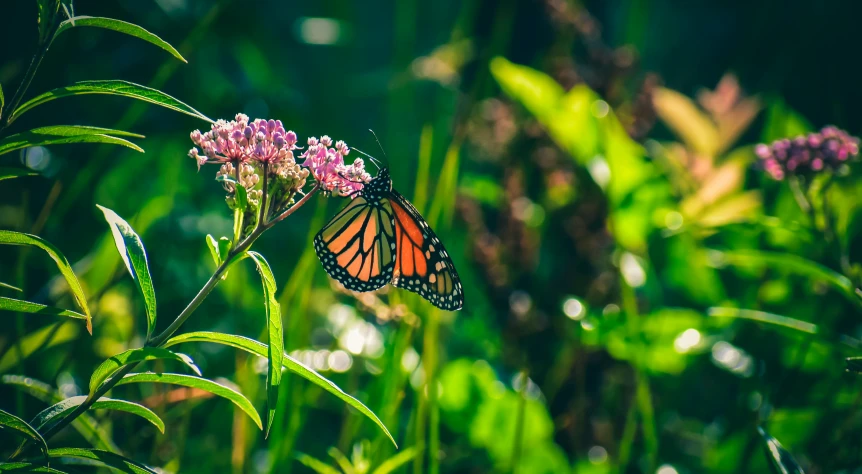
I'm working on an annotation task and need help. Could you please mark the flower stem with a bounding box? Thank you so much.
[10,183,320,459]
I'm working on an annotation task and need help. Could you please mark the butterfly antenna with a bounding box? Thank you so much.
[369,129,389,165]
[351,147,383,171]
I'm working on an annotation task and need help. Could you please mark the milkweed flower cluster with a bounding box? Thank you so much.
[755,126,860,180]
[189,115,372,230]
[300,136,372,197]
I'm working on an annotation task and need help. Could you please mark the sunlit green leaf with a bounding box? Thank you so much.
[206,234,220,266]
[759,427,805,474]
[11,80,212,124]
[247,251,283,438]
[31,396,164,434]
[0,324,79,373]
[372,447,421,474]
[0,375,117,452]
[47,447,158,474]
[89,347,200,393]
[97,205,157,339]
[0,409,48,456]
[294,453,341,474]
[0,230,91,332]
[164,331,396,446]
[708,307,818,335]
[218,237,232,263]
[0,125,143,157]
[652,86,720,156]
[116,372,262,430]
[0,296,87,320]
[0,462,67,473]
[0,282,23,292]
[0,168,37,181]
[55,16,186,63]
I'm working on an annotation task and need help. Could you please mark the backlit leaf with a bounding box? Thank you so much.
[47,448,158,474]
[0,231,91,332]
[0,409,48,456]
[89,347,200,393]
[0,296,87,320]
[97,205,157,339]
[116,372,262,429]
[247,251,283,438]
[759,427,805,474]
[31,396,164,434]
[55,16,186,63]
[0,168,37,181]
[0,126,143,157]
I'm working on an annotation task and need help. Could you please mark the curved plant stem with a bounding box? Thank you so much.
[10,184,319,459]
[1,17,60,129]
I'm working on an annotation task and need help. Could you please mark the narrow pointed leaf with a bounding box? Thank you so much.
[759,427,805,474]
[707,307,818,334]
[30,396,164,434]
[47,447,158,474]
[11,80,212,124]
[55,16,186,63]
[0,462,67,473]
[0,168,37,181]
[89,347,200,393]
[37,0,61,43]
[0,126,143,156]
[0,376,117,452]
[0,324,79,373]
[0,282,23,292]
[206,234,220,265]
[247,251,283,437]
[0,231,91,332]
[372,447,421,474]
[0,296,87,320]
[97,205,157,338]
[0,409,48,456]
[116,372,262,429]
[164,331,396,446]
[294,453,342,474]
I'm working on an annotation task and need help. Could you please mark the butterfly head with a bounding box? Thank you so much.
[362,167,392,197]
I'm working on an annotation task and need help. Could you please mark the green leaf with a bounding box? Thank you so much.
[55,16,186,63]
[164,331,396,446]
[712,249,862,307]
[0,83,4,112]
[218,237,232,262]
[294,453,341,474]
[116,372,262,430]
[0,409,48,456]
[206,234,220,265]
[0,231,91,332]
[0,282,23,292]
[30,396,164,434]
[97,205,157,339]
[708,307,818,335]
[0,462,67,473]
[0,324,78,373]
[0,375,118,452]
[0,168,38,181]
[0,296,87,320]
[216,175,249,212]
[89,347,200,393]
[759,427,805,474]
[372,447,421,474]
[47,447,158,474]
[247,251,283,437]
[11,80,212,124]
[0,125,143,157]
[37,0,61,43]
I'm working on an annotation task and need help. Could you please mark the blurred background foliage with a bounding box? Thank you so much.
[2,0,862,472]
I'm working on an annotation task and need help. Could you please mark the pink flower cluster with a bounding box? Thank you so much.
[189,114,298,169]
[300,136,371,197]
[755,126,860,180]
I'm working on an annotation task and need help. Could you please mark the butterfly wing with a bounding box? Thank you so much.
[388,189,464,310]
[314,196,397,292]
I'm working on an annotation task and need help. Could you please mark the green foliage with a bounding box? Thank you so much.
[0,125,143,156]
[97,205,157,338]
[115,372,263,430]
[10,80,212,124]
[54,17,186,63]
[88,347,200,393]
[0,409,48,457]
[30,396,164,434]
[760,428,806,474]
[0,297,87,321]
[0,168,36,181]
[45,447,158,474]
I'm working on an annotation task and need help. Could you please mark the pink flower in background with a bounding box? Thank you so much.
[300,136,371,196]
[755,126,860,180]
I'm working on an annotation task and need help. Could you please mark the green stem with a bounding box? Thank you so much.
[511,369,528,474]
[11,184,319,459]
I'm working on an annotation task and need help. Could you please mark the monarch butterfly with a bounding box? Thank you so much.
[313,166,464,311]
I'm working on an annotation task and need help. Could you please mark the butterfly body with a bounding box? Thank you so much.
[314,168,464,311]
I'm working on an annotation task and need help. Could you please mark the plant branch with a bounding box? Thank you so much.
[11,182,322,458]
[1,19,60,130]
